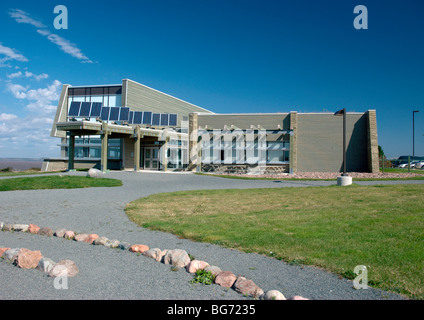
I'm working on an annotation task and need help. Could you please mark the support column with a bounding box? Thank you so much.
[101,122,109,173]
[289,112,298,174]
[68,134,75,171]
[163,138,169,171]
[367,110,379,173]
[134,126,141,171]
[188,113,198,171]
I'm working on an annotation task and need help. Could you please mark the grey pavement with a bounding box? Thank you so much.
[1,171,420,300]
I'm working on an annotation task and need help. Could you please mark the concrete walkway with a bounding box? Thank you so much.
[1,171,419,300]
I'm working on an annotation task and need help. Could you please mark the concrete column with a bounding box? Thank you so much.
[134,126,141,171]
[68,134,75,171]
[188,113,198,171]
[289,112,298,174]
[367,110,379,173]
[101,122,109,172]
[162,136,169,172]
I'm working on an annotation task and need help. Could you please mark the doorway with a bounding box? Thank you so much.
[144,147,159,170]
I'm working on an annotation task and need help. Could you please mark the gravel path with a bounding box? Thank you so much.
[1,171,420,300]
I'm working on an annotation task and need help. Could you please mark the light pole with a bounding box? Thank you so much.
[413,110,419,156]
[334,108,347,176]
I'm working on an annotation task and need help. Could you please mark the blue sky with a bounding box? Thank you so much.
[0,0,423,158]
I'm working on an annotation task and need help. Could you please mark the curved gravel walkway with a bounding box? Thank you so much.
[1,171,419,300]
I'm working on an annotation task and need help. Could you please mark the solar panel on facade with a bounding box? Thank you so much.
[128,111,134,124]
[160,114,169,126]
[68,101,81,117]
[143,111,152,125]
[79,102,91,117]
[109,107,120,121]
[90,102,102,117]
[169,114,177,126]
[100,107,110,121]
[133,111,143,124]
[119,107,130,121]
[152,113,160,126]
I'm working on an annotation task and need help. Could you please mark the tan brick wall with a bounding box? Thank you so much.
[289,112,298,173]
[188,113,198,171]
[123,136,135,170]
[367,110,379,173]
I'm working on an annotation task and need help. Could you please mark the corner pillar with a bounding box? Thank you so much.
[367,110,379,173]
[68,133,75,171]
[134,126,141,171]
[101,122,109,172]
[289,112,298,174]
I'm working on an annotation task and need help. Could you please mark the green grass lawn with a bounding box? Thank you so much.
[0,175,122,191]
[125,184,424,299]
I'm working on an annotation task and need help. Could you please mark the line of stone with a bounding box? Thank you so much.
[0,221,307,300]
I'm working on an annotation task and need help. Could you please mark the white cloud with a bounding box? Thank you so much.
[0,113,18,121]
[7,71,49,81]
[0,80,62,157]
[6,83,29,99]
[7,71,23,79]
[25,71,49,81]
[9,9,92,63]
[7,80,62,114]
[8,9,46,28]
[37,29,93,63]
[0,43,28,63]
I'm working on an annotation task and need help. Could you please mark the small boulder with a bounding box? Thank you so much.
[54,228,67,237]
[0,221,4,229]
[74,233,90,242]
[3,248,22,262]
[2,224,13,232]
[142,248,165,262]
[104,239,120,248]
[186,260,210,273]
[204,265,222,276]
[12,224,29,232]
[37,258,56,273]
[16,249,43,269]
[38,227,53,237]
[287,295,309,300]
[233,276,264,298]
[118,242,131,250]
[93,236,109,246]
[214,271,237,288]
[0,247,11,258]
[261,290,286,300]
[28,224,41,234]
[129,244,150,253]
[87,168,103,178]
[49,260,79,277]
[64,230,75,240]
[86,234,99,244]
[163,249,191,268]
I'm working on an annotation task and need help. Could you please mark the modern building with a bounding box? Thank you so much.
[44,78,379,174]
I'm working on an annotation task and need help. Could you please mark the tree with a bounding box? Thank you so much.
[378,145,385,158]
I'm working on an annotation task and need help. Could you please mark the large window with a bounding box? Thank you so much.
[200,130,290,165]
[65,136,121,160]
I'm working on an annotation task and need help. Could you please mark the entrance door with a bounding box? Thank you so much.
[144,147,159,170]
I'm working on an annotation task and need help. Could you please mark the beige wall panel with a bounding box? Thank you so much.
[124,79,213,127]
[297,113,369,172]
[197,114,290,130]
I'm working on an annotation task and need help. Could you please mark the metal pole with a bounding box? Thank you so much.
[413,110,420,156]
[343,108,347,176]
[413,111,415,156]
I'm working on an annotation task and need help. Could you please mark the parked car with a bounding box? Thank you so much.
[415,161,424,169]
[397,163,408,168]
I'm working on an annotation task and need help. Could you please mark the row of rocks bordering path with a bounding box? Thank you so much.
[0,247,78,278]
[0,221,307,300]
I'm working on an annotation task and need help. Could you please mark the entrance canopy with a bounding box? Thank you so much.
[56,120,187,172]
